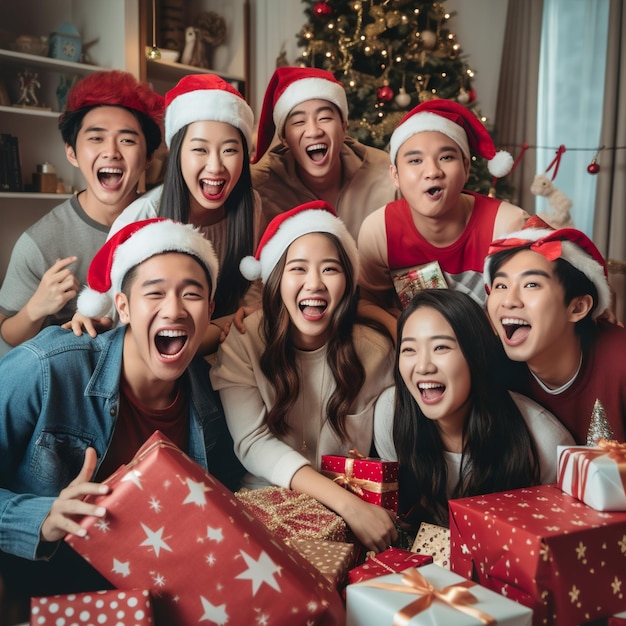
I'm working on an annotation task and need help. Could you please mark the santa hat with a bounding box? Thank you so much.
[484,218,610,318]
[164,74,254,148]
[253,67,349,163]
[77,218,219,318]
[62,70,165,130]
[239,200,359,286]
[389,98,513,178]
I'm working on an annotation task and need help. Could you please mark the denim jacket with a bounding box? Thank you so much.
[0,325,243,560]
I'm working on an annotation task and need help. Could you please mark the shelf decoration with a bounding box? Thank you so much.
[147,0,161,60]
[181,11,226,69]
[49,22,82,63]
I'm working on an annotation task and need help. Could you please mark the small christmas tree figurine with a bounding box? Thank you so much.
[586,399,614,446]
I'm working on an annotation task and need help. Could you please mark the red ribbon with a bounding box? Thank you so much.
[558,439,626,501]
[487,235,563,262]
[545,144,566,180]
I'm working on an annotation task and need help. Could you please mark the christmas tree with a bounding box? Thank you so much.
[296,0,511,198]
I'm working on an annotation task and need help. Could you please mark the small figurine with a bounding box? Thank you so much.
[530,173,574,229]
[16,69,41,107]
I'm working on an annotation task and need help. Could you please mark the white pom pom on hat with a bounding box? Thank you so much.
[77,218,219,318]
[164,74,254,149]
[239,200,359,286]
[389,98,513,179]
[484,215,611,318]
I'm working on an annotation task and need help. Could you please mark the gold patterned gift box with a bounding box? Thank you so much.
[450,484,626,626]
[235,485,347,541]
[285,538,355,589]
[410,522,450,569]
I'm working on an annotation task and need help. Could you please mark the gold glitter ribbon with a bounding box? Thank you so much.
[362,567,496,626]
[558,438,626,500]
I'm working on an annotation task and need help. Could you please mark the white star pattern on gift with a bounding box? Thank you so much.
[199,596,228,624]
[206,526,224,542]
[140,523,173,557]
[94,518,110,532]
[112,558,131,576]
[149,496,162,512]
[235,550,282,595]
[122,468,144,489]
[182,476,211,506]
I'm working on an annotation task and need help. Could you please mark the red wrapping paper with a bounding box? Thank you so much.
[30,589,153,625]
[348,547,433,584]
[321,453,398,512]
[449,484,626,626]
[65,431,345,626]
[609,611,626,626]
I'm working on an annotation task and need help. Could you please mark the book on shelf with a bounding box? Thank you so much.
[0,133,23,192]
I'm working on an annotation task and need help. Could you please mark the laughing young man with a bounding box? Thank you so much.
[484,222,626,444]
[0,71,164,356]
[251,67,397,240]
[0,219,244,605]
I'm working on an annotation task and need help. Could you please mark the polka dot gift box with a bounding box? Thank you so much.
[449,484,626,626]
[64,431,345,626]
[321,452,399,513]
[30,589,153,626]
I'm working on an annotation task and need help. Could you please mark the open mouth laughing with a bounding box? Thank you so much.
[200,178,226,199]
[299,298,327,319]
[418,381,445,402]
[306,143,328,162]
[155,329,188,359]
[98,167,123,187]
[501,317,531,341]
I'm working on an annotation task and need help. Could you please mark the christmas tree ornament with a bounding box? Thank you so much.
[420,30,437,50]
[468,88,477,103]
[587,158,600,174]
[377,82,394,102]
[586,399,614,445]
[314,1,333,20]
[457,87,469,104]
[395,87,411,108]
[530,173,574,228]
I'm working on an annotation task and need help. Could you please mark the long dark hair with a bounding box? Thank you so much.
[259,233,365,441]
[393,289,540,526]
[159,125,254,317]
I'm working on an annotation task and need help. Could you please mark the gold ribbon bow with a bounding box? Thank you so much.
[363,567,496,626]
[324,450,398,497]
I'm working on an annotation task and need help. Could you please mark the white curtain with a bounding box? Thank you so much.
[536,0,610,236]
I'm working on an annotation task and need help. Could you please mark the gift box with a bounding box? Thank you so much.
[346,562,533,625]
[557,439,626,511]
[411,522,450,569]
[449,484,626,626]
[284,538,355,589]
[348,547,432,584]
[609,611,626,626]
[321,452,398,512]
[30,589,153,625]
[65,431,345,626]
[234,485,347,541]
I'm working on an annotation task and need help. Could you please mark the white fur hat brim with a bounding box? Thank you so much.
[273,77,349,139]
[484,227,610,318]
[164,89,254,148]
[240,208,359,286]
[78,220,219,318]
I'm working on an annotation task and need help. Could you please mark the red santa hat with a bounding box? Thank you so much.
[484,217,610,318]
[239,200,359,286]
[253,66,349,163]
[164,74,254,148]
[62,70,165,129]
[77,218,219,318]
[389,98,513,178]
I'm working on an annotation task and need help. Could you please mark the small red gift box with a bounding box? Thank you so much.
[321,452,398,512]
[30,589,153,625]
[234,485,347,541]
[557,439,626,510]
[348,547,433,584]
[449,484,626,626]
[65,431,345,626]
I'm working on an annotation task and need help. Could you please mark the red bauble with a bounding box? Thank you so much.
[468,89,477,103]
[314,2,333,19]
[377,85,394,102]
[587,160,600,174]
